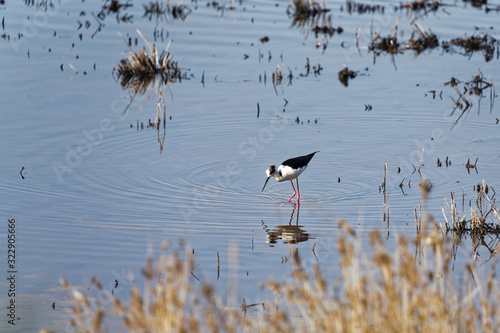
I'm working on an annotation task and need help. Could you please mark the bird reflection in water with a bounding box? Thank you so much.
[263,202,313,245]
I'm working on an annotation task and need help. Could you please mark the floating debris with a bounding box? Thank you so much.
[485,4,500,13]
[287,0,330,18]
[449,33,497,62]
[143,0,192,22]
[338,67,357,87]
[102,0,133,14]
[312,25,342,38]
[98,0,133,23]
[466,69,494,98]
[463,0,487,8]
[368,27,403,70]
[114,30,186,96]
[398,0,449,13]
[443,69,495,127]
[370,34,401,55]
[287,0,332,35]
[344,0,385,14]
[114,30,188,153]
[444,181,500,246]
[444,77,460,87]
[409,23,439,54]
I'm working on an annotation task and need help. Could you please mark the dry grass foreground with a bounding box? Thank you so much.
[44,209,500,333]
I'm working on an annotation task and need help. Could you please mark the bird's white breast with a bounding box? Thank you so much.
[274,164,307,182]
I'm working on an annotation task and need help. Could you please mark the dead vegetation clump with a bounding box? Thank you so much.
[287,0,341,39]
[443,181,500,265]
[312,25,343,38]
[448,34,498,62]
[441,34,498,62]
[468,70,492,93]
[114,31,183,95]
[143,0,191,22]
[369,34,401,55]
[114,30,189,152]
[59,217,500,333]
[287,0,333,33]
[101,0,133,15]
[368,22,498,64]
[409,23,439,54]
[443,180,499,236]
[370,22,441,58]
[345,0,385,14]
[485,4,500,13]
[338,67,357,87]
[463,0,487,8]
[287,0,330,18]
[411,32,439,54]
[60,243,242,332]
[442,69,495,127]
[97,0,134,23]
[398,0,449,12]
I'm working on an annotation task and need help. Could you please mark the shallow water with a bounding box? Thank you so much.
[1,0,500,331]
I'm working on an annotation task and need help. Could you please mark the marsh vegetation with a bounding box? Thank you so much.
[3,0,500,331]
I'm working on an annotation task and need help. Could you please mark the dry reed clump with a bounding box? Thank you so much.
[114,30,184,96]
[267,219,500,332]
[443,180,500,235]
[397,0,449,13]
[449,34,497,62]
[143,0,192,22]
[287,0,331,32]
[409,23,439,55]
[345,0,385,14]
[58,219,500,333]
[338,67,357,87]
[287,0,329,18]
[369,34,401,55]
[443,180,500,264]
[114,29,188,145]
[60,242,243,332]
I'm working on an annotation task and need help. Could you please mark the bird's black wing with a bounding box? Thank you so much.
[282,151,319,169]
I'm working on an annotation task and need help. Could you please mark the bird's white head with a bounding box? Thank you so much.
[266,165,277,178]
[262,165,277,192]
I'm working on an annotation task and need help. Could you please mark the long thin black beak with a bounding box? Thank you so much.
[262,176,271,192]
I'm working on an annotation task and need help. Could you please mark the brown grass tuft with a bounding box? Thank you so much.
[114,30,183,96]
[58,214,500,332]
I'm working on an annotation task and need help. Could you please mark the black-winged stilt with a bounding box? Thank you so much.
[261,151,319,202]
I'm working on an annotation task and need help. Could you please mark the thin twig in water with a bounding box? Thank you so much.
[191,264,200,281]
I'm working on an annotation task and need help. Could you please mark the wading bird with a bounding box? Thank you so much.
[261,151,319,202]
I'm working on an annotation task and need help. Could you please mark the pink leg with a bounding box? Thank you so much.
[296,178,300,201]
[286,180,297,202]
